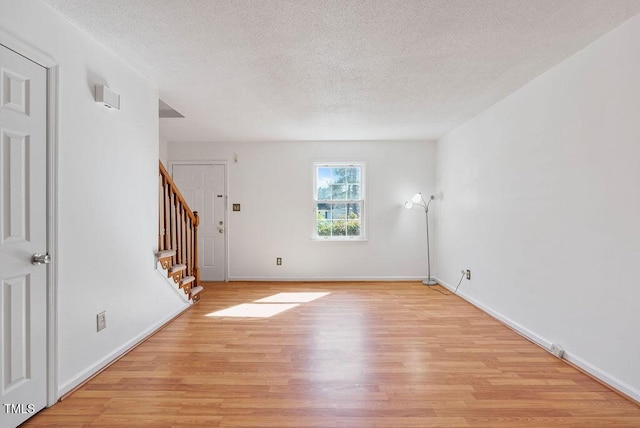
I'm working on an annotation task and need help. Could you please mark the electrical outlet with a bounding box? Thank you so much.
[550,343,564,358]
[97,311,106,332]
[276,257,282,266]
[466,269,471,280]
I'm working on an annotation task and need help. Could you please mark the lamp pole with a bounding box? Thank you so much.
[404,193,436,286]
[421,194,436,286]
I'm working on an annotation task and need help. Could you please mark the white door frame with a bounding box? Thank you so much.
[0,29,59,406]
[169,160,229,281]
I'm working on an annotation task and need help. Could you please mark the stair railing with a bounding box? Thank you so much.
[158,161,200,288]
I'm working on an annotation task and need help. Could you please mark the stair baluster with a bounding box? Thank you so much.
[157,161,202,302]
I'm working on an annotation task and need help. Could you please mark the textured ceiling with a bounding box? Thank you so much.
[43,0,640,142]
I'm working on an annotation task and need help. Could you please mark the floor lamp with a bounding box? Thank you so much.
[404,193,436,286]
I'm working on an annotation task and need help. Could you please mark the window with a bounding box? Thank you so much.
[313,162,365,240]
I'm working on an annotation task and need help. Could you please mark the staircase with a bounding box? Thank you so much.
[156,161,203,303]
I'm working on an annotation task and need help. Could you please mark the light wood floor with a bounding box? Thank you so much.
[25,281,640,427]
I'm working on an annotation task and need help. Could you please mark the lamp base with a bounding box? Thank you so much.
[422,279,438,286]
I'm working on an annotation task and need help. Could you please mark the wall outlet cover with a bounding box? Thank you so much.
[550,343,564,358]
[97,311,106,332]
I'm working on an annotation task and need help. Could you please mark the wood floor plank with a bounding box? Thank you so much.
[23,281,640,427]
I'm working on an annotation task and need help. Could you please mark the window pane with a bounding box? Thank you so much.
[316,203,331,236]
[332,203,347,219]
[317,186,331,200]
[318,167,332,183]
[346,203,360,219]
[346,167,360,184]
[330,184,347,200]
[331,220,346,236]
[333,168,347,184]
[317,203,331,219]
[347,219,360,236]
[347,184,360,200]
[317,219,331,236]
[347,203,361,237]
[317,167,333,200]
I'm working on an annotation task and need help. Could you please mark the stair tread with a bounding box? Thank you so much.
[190,286,204,297]
[180,276,195,285]
[169,264,187,273]
[156,249,176,258]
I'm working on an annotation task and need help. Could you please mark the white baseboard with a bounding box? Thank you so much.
[57,303,189,398]
[226,275,424,282]
[436,276,552,349]
[561,348,640,404]
[435,276,640,404]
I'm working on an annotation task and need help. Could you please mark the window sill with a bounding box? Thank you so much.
[311,237,369,242]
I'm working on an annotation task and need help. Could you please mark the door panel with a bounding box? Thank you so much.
[172,163,226,281]
[0,44,48,427]
[3,131,30,242]
[203,237,215,267]
[3,274,31,390]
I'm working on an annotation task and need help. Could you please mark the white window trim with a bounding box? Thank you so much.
[312,161,367,241]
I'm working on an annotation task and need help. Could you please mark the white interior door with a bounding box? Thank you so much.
[0,45,48,427]
[172,163,226,281]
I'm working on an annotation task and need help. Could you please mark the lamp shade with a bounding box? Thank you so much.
[411,193,422,203]
[403,201,413,209]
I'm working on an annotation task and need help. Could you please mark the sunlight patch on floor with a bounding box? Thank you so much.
[206,292,331,318]
[206,303,299,318]
[254,292,331,303]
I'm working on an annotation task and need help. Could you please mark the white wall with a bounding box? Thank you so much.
[0,0,188,397]
[169,141,436,280]
[436,15,640,400]
[159,136,169,166]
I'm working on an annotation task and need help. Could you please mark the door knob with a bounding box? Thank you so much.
[218,228,224,233]
[31,253,51,265]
